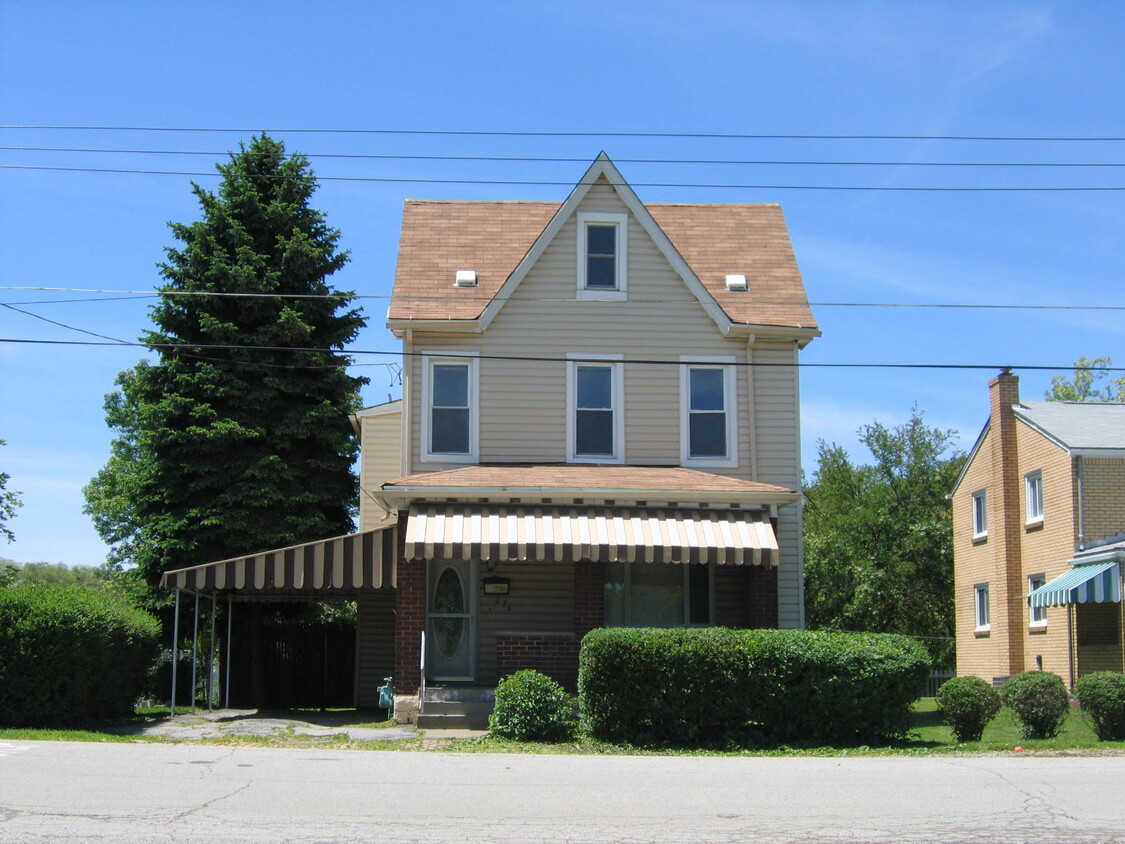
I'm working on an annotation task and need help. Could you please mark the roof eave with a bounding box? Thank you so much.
[380,484,801,508]
[724,323,821,346]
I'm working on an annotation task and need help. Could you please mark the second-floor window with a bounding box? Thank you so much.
[423,355,478,460]
[1025,470,1044,524]
[567,355,623,462]
[972,490,988,538]
[681,360,736,466]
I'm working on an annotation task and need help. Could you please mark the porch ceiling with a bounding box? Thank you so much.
[160,526,398,596]
[404,504,778,566]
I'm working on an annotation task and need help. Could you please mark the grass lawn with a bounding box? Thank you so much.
[2,699,1123,755]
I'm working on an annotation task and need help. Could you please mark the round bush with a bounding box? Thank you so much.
[999,671,1070,740]
[1074,672,1125,742]
[489,669,574,741]
[0,584,161,727]
[935,676,1001,742]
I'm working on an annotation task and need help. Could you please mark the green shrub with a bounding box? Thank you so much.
[578,627,929,747]
[489,669,574,741]
[935,676,1001,742]
[999,671,1070,739]
[1074,672,1125,741]
[0,584,161,726]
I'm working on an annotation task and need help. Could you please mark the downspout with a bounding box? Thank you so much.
[745,334,758,482]
[401,329,413,477]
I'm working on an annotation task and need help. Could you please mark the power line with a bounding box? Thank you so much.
[3,336,1122,373]
[5,146,1124,168]
[3,288,1123,311]
[3,163,1121,191]
[4,126,1125,141]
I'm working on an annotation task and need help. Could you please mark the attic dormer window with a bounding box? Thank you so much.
[577,212,628,301]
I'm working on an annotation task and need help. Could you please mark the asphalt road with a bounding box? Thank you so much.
[2,740,1123,843]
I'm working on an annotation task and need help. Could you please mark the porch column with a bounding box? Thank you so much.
[394,554,426,695]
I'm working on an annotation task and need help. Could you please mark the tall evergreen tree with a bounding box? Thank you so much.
[84,135,366,587]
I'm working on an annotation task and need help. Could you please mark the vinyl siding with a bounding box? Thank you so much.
[355,590,395,707]
[357,410,402,531]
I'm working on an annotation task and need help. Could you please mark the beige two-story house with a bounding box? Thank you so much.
[163,154,820,720]
[952,370,1125,688]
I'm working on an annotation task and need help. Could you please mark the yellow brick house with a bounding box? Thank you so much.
[952,370,1125,688]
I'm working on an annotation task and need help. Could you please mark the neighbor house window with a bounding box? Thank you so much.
[567,355,623,462]
[577,212,628,299]
[1028,574,1047,626]
[422,354,478,461]
[972,490,988,538]
[680,359,737,466]
[1025,470,1044,524]
[975,583,991,631]
[604,562,712,627]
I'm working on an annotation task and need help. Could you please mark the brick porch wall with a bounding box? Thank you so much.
[496,633,581,691]
[393,538,425,694]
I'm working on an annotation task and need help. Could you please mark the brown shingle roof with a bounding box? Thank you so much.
[387,199,816,330]
[384,465,796,497]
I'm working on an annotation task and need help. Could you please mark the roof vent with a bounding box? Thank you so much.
[725,273,748,291]
[454,270,478,287]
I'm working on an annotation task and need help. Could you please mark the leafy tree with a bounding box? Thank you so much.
[803,410,965,668]
[1045,356,1124,402]
[0,440,22,543]
[84,135,367,590]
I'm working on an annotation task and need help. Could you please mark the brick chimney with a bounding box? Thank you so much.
[988,368,1024,676]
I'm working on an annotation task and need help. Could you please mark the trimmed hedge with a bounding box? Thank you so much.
[578,627,929,746]
[1074,672,1125,741]
[999,671,1070,740]
[489,669,575,741]
[0,584,161,726]
[935,676,1001,742]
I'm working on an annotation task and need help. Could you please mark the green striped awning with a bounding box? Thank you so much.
[1028,562,1121,609]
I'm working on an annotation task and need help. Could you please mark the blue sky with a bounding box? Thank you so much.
[1,1,1122,565]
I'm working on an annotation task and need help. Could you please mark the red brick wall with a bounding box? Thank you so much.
[746,565,778,628]
[496,633,581,691]
[574,560,604,638]
[714,564,779,628]
[393,532,425,694]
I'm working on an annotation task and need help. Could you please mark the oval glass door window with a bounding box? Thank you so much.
[432,566,466,658]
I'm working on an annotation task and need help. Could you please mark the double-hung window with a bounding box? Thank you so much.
[975,583,991,632]
[577,212,628,300]
[567,355,623,462]
[1028,574,1047,626]
[680,358,737,466]
[604,562,713,627]
[1025,470,1044,525]
[971,490,988,539]
[422,354,478,461]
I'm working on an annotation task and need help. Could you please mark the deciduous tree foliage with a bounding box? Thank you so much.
[0,440,21,543]
[84,135,366,589]
[803,410,965,667]
[1045,356,1124,402]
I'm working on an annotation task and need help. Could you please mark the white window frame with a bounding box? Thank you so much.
[1028,574,1047,627]
[420,352,479,463]
[975,583,991,632]
[971,490,988,539]
[576,212,628,301]
[566,354,624,463]
[1025,470,1044,525]
[605,561,716,628]
[679,356,738,468]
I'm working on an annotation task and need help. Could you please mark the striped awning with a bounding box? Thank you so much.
[1028,562,1121,608]
[404,505,777,565]
[160,526,397,595]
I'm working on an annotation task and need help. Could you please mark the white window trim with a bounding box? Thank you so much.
[609,561,716,627]
[420,352,480,463]
[566,353,625,464]
[974,583,991,632]
[971,490,988,539]
[576,211,628,301]
[1025,470,1044,525]
[1028,574,1048,627]
[679,356,738,468]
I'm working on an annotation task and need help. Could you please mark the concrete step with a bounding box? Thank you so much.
[423,685,495,704]
[416,711,490,730]
[421,700,493,717]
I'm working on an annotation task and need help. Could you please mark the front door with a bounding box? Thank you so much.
[426,560,476,680]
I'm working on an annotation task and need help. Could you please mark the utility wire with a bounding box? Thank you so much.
[3,336,1122,373]
[3,288,1122,312]
[5,146,1124,168]
[2,163,1121,191]
[4,126,1125,141]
